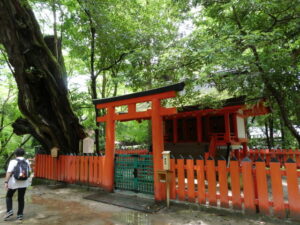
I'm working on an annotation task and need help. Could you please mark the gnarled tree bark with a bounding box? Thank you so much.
[0,0,85,153]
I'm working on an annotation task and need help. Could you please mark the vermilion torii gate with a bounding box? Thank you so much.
[92,82,185,201]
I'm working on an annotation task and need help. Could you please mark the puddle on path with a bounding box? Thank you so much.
[29,195,176,225]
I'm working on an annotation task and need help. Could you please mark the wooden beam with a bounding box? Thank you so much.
[96,91,177,109]
[160,107,177,116]
[97,106,177,122]
[114,110,151,121]
[96,116,107,123]
[128,103,136,114]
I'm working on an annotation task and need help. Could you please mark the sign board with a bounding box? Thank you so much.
[162,151,171,170]
[51,147,59,158]
[83,137,94,153]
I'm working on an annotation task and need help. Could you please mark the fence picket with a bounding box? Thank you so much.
[79,156,84,182]
[75,155,79,182]
[218,159,229,208]
[42,155,45,178]
[44,155,48,179]
[177,158,185,201]
[170,158,176,199]
[96,156,100,185]
[69,155,73,182]
[52,155,55,180]
[187,158,195,202]
[62,155,66,181]
[91,156,96,184]
[89,156,93,184]
[206,157,217,206]
[84,155,88,183]
[255,158,269,215]
[72,155,76,182]
[34,154,38,177]
[269,159,285,218]
[196,158,206,204]
[98,156,103,185]
[39,154,42,177]
[47,155,51,180]
[59,155,63,181]
[230,158,242,209]
[285,159,300,220]
[60,155,64,181]
[242,158,256,214]
[65,156,70,182]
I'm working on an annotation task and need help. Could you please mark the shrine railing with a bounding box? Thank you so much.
[232,149,300,167]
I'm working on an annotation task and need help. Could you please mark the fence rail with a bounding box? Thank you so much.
[115,149,149,155]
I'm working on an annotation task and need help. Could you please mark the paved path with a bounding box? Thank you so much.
[0,178,297,225]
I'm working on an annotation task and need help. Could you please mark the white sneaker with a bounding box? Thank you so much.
[3,210,13,221]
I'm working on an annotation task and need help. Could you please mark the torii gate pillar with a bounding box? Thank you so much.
[151,98,165,201]
[103,106,115,192]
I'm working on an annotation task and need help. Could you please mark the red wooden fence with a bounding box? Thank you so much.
[169,156,300,220]
[35,154,105,187]
[34,153,300,220]
[35,150,148,185]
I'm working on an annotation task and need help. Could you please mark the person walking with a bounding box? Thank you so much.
[3,148,31,221]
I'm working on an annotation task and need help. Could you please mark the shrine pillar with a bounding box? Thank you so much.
[103,106,115,192]
[151,98,165,201]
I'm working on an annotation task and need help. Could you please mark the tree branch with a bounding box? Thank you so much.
[95,51,134,78]
[0,49,15,74]
[19,135,32,147]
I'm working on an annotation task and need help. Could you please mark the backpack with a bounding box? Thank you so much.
[13,159,30,180]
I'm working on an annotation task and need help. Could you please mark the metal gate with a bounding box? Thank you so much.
[114,154,154,194]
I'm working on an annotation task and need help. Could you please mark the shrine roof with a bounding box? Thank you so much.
[178,96,262,112]
[92,82,185,105]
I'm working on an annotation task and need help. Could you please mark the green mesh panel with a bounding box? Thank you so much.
[115,154,154,194]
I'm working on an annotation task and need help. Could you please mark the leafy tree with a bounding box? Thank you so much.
[60,0,180,150]
[169,0,300,146]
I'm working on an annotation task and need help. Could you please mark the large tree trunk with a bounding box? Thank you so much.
[269,117,274,148]
[0,0,85,153]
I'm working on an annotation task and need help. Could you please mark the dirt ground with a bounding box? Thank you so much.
[0,178,298,225]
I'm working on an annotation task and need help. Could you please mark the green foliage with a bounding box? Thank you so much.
[0,64,34,167]
[116,120,149,146]
[1,0,300,153]
[166,0,300,146]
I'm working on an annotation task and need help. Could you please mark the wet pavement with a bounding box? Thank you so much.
[0,178,297,225]
[84,191,164,213]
